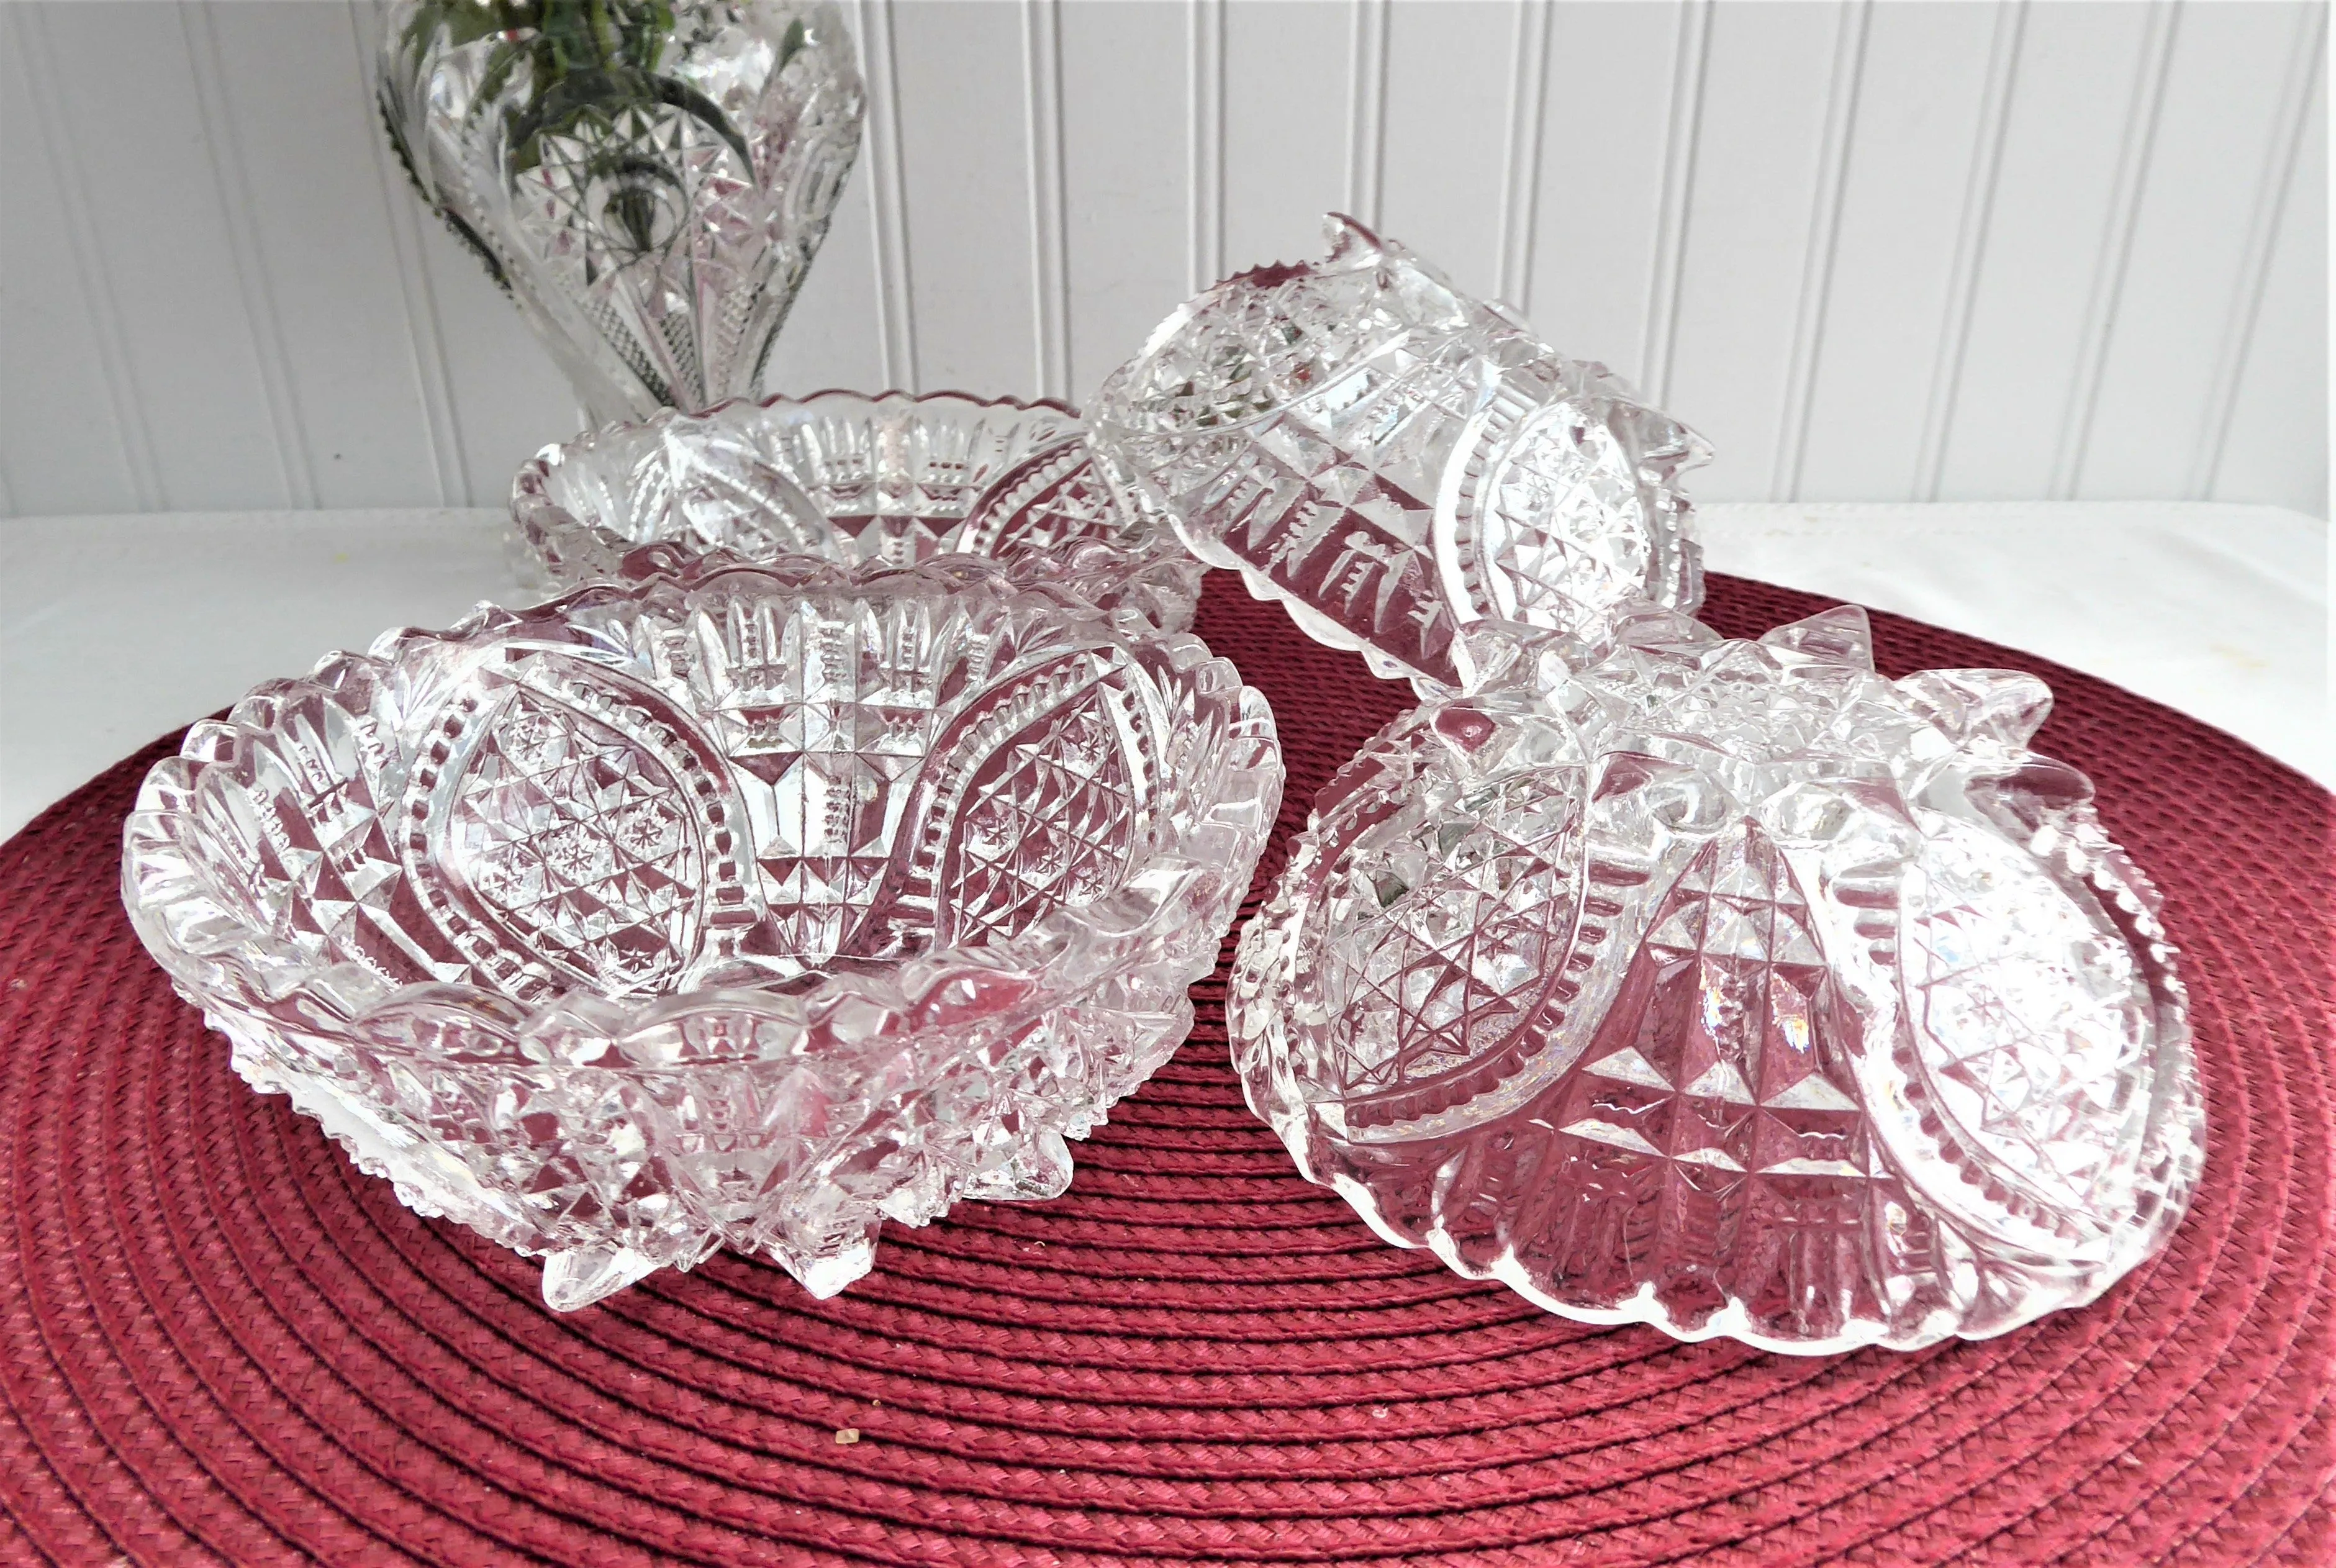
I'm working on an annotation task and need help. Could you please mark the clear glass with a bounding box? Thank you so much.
[1090,214,1709,687]
[379,0,864,425]
[1232,605,2201,1353]
[123,554,1280,1310]
[512,389,1205,630]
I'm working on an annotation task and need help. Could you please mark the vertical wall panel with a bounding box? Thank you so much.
[760,157,889,396]
[184,7,317,507]
[344,0,575,501]
[1518,2,1681,375]
[1796,2,2001,502]
[2213,63,2327,518]
[1659,0,1844,500]
[1220,2,1351,279]
[1059,1,1190,402]
[1,0,2325,520]
[745,0,885,392]
[1346,0,1388,224]
[1493,0,1548,310]
[849,0,918,389]
[414,220,581,501]
[1766,0,1865,500]
[24,2,285,510]
[2081,1,2322,500]
[0,18,145,517]
[1375,0,1514,302]
[341,0,468,506]
[1188,0,1226,294]
[206,2,440,509]
[890,0,1036,394]
[1936,2,2161,501]
[1023,0,1072,399]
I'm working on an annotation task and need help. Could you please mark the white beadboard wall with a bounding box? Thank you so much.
[0,0,2325,519]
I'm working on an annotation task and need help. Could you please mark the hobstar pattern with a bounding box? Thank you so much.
[513,390,1204,630]
[1089,214,1709,687]
[123,553,1280,1310]
[381,1,864,424]
[1231,604,2201,1352]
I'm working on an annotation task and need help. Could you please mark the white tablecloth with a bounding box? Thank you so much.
[3,502,2327,842]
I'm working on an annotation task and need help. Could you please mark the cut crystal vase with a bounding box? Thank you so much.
[380,0,864,424]
[122,553,1281,1310]
[512,390,1203,630]
[1231,605,2201,1353]
[1090,214,1708,689]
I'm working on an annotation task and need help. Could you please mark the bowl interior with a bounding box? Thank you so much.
[532,392,1144,571]
[183,571,1201,1008]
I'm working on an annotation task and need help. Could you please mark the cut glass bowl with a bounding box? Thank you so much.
[1090,214,1709,688]
[1231,605,2201,1353]
[122,551,1280,1311]
[512,389,1204,631]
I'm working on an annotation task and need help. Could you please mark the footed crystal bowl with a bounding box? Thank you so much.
[1091,214,1708,687]
[1232,605,2201,1353]
[512,389,1205,630]
[123,551,1280,1310]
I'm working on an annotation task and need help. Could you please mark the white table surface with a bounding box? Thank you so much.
[2,501,2327,842]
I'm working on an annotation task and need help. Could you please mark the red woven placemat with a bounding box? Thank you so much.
[2,573,2329,1567]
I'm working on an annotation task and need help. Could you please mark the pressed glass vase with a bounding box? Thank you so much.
[380,0,864,424]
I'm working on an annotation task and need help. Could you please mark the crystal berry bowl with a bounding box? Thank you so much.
[123,551,1280,1310]
[512,389,1204,630]
[1090,214,1708,687]
[1231,605,2200,1353]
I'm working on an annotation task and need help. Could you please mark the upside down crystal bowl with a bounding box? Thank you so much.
[1232,605,2201,1353]
[123,551,1280,1310]
[1090,214,1708,688]
[512,389,1204,630]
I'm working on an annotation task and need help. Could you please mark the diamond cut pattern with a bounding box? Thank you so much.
[1236,605,2200,1351]
[1905,812,2155,1217]
[1093,215,1706,682]
[448,686,706,996]
[381,1,867,424]
[1542,827,1880,1263]
[943,689,1139,946]
[124,557,1281,1310]
[959,441,1133,558]
[1332,771,1582,1102]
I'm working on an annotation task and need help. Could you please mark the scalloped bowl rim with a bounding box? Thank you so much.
[510,386,1190,573]
[123,555,1282,1077]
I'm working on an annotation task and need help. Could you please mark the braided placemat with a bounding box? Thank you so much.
[2,573,2329,1566]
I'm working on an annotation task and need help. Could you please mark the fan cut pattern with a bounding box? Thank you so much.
[513,391,1202,630]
